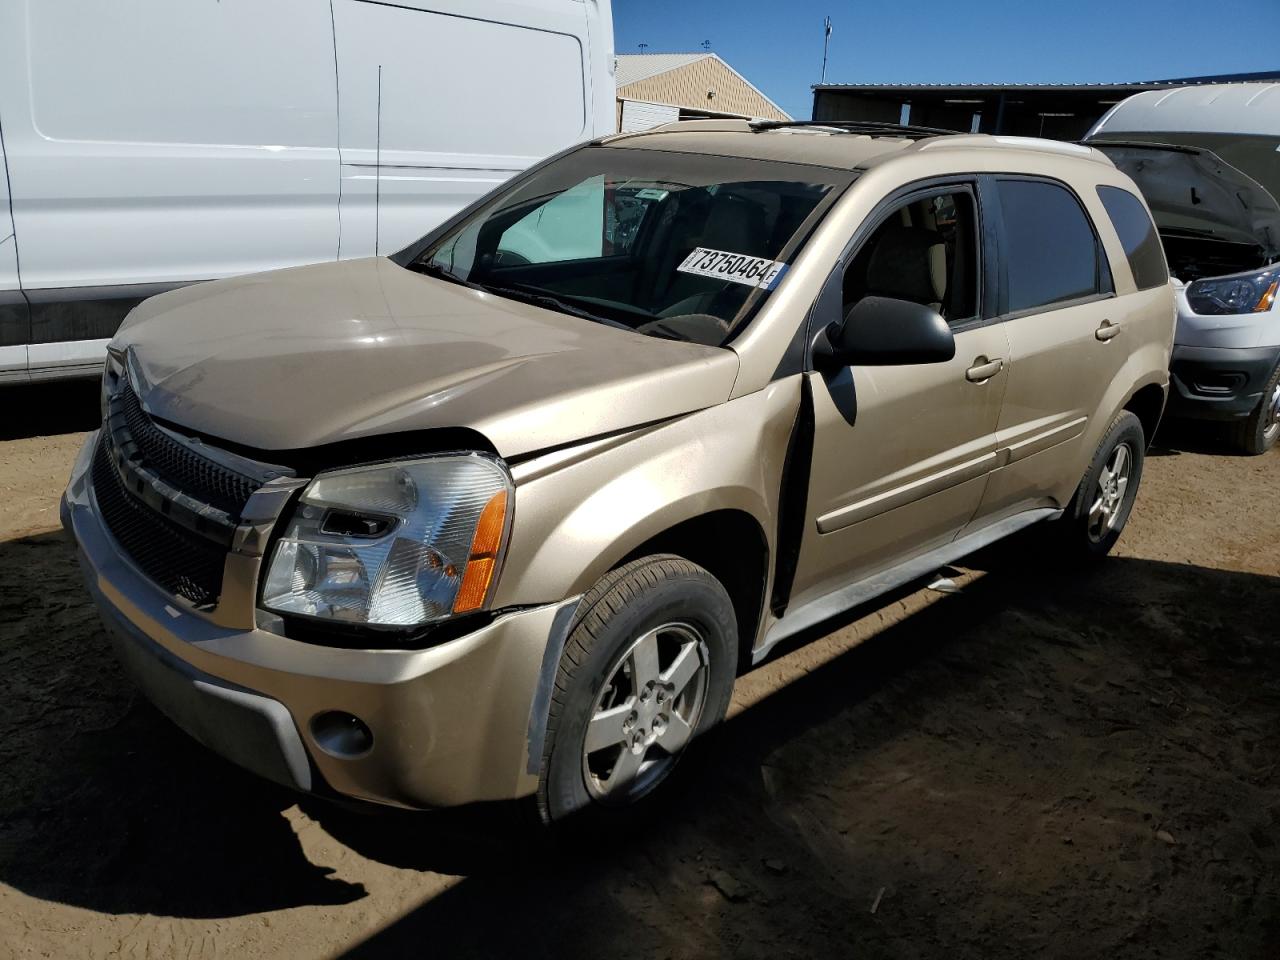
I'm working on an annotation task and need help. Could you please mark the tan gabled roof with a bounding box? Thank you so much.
[615,53,710,87]
[615,53,791,122]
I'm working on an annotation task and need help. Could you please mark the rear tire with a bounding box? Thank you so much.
[536,555,737,825]
[1052,410,1146,559]
[1231,361,1280,455]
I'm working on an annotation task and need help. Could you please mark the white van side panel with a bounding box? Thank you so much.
[583,0,617,140]
[0,115,26,380]
[333,0,595,257]
[0,0,340,336]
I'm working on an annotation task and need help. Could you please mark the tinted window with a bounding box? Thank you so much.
[1097,186,1168,291]
[998,180,1105,314]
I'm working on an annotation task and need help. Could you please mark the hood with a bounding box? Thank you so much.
[115,258,740,458]
[1089,141,1280,258]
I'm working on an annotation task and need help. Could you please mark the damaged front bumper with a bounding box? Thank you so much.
[63,431,575,809]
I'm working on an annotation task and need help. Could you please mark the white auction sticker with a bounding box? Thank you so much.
[676,247,790,290]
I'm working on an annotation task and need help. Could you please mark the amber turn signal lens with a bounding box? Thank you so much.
[1254,280,1278,313]
[453,490,508,613]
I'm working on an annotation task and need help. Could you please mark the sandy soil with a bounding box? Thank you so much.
[0,380,1277,960]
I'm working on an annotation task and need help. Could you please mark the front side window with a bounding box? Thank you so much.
[1097,185,1169,291]
[413,146,854,345]
[997,179,1110,314]
[842,189,980,325]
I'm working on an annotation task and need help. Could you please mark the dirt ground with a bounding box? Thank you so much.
[0,379,1277,960]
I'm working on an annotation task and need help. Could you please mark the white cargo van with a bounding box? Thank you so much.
[0,0,614,381]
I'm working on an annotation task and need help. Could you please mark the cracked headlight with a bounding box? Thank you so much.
[261,455,511,626]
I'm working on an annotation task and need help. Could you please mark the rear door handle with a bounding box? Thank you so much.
[965,357,1004,382]
[1095,319,1122,342]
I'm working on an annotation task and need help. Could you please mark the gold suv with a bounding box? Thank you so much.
[64,121,1175,821]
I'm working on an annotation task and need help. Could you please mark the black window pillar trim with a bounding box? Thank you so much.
[975,175,1007,320]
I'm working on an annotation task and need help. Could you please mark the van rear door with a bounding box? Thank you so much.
[332,0,599,257]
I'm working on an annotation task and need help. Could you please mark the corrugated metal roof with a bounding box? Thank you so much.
[813,82,1171,92]
[615,53,711,87]
[812,71,1280,93]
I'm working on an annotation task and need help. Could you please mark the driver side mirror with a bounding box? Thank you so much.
[814,295,956,370]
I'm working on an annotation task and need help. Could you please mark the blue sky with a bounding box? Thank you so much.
[613,0,1280,120]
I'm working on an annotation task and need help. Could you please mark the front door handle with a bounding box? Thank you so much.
[965,357,1004,382]
[1095,319,1122,342]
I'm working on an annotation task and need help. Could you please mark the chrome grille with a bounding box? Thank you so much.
[91,366,293,609]
[91,433,229,607]
[117,378,262,516]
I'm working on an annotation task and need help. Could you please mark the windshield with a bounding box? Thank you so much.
[406,145,854,345]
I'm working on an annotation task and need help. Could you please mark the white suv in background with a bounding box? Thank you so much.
[1088,82,1280,454]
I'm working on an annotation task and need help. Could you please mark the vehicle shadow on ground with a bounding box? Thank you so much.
[317,541,1280,959]
[3,524,1278,959]
[1149,418,1251,458]
[0,379,101,441]
[0,529,366,918]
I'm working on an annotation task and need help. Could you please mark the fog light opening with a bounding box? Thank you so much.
[310,711,374,759]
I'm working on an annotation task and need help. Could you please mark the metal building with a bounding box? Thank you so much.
[616,52,790,132]
[811,71,1280,139]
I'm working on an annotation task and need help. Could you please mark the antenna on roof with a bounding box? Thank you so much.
[638,42,649,53]
[701,40,711,51]
[374,63,382,257]
[820,17,832,84]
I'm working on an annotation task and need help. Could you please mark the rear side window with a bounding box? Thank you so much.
[997,179,1109,314]
[1097,186,1168,291]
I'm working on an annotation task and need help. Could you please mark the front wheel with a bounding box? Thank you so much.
[536,555,737,824]
[1054,410,1146,558]
[1231,362,1280,455]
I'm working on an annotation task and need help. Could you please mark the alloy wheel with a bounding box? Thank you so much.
[1087,441,1133,542]
[581,622,710,805]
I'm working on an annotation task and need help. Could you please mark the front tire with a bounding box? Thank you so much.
[1231,361,1280,455]
[536,555,737,824]
[1055,410,1146,558]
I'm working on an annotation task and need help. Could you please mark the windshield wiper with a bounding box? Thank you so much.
[412,263,633,331]
[477,284,634,331]
[412,260,489,292]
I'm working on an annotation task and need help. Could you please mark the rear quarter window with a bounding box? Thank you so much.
[1096,186,1169,291]
[997,179,1110,315]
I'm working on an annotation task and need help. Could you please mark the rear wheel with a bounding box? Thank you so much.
[536,555,737,824]
[1053,411,1146,558]
[1231,362,1280,455]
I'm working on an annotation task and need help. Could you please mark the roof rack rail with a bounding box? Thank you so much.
[749,119,959,138]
